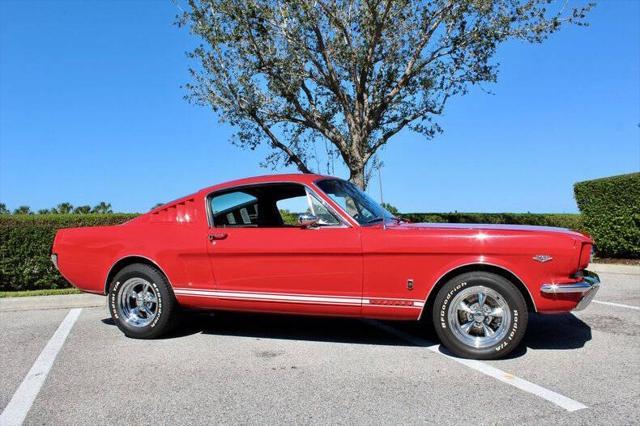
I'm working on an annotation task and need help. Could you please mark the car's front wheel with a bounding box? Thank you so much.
[108,263,177,339]
[432,271,528,359]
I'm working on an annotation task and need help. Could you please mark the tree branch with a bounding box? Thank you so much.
[248,111,313,174]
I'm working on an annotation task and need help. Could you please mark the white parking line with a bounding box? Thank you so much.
[0,308,82,426]
[593,300,640,311]
[365,320,588,412]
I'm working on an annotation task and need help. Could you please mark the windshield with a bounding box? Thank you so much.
[316,179,394,225]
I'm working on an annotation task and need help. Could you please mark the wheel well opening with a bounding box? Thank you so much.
[422,264,536,319]
[104,256,163,295]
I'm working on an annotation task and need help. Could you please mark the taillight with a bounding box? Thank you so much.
[578,243,592,271]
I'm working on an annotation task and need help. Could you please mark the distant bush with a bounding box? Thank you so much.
[574,173,640,259]
[0,214,137,291]
[0,201,114,215]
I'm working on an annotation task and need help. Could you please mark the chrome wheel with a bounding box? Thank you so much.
[119,278,158,327]
[447,285,511,349]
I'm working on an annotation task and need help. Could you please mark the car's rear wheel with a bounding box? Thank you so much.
[432,271,528,359]
[108,263,177,339]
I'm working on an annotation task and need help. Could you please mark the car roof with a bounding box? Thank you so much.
[198,173,337,195]
[145,174,341,216]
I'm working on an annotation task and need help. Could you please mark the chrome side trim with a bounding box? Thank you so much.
[104,254,171,295]
[541,270,600,311]
[541,283,593,294]
[417,262,536,320]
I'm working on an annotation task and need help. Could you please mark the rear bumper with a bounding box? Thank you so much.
[541,270,600,311]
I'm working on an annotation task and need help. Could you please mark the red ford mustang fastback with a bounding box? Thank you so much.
[51,174,600,359]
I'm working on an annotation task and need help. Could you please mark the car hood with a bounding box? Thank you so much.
[391,221,591,241]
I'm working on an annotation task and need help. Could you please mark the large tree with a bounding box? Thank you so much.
[180,0,591,188]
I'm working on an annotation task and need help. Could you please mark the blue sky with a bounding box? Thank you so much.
[0,1,638,214]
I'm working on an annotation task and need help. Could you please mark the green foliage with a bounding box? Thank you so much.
[0,214,137,291]
[400,212,584,234]
[13,206,32,215]
[0,201,116,215]
[73,205,92,214]
[91,202,113,214]
[279,209,299,226]
[381,202,400,216]
[574,173,640,259]
[180,0,591,187]
[55,202,74,214]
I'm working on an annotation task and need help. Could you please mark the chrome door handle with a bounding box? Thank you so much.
[208,232,228,241]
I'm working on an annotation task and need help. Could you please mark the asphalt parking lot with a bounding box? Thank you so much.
[1,265,639,425]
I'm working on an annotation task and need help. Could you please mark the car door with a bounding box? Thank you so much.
[206,182,363,316]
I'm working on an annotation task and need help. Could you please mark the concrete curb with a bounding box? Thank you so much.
[0,293,105,312]
[590,263,640,275]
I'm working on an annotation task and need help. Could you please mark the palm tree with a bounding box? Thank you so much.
[91,202,113,214]
[56,202,74,214]
[0,203,9,215]
[13,206,32,215]
[73,205,91,214]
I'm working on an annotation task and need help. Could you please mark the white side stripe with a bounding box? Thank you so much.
[173,288,424,307]
[175,289,361,305]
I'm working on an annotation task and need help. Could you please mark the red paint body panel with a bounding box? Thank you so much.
[52,174,593,320]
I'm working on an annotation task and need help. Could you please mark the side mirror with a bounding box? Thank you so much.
[298,213,319,228]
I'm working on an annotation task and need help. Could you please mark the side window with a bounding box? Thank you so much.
[316,179,379,223]
[209,184,342,228]
[307,193,340,226]
[275,192,340,226]
[211,191,259,227]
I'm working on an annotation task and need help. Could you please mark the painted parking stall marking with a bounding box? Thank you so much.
[0,308,82,426]
[365,319,588,412]
[593,300,640,311]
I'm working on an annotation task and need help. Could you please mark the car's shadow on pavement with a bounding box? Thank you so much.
[102,311,592,358]
[521,313,592,350]
[181,312,416,346]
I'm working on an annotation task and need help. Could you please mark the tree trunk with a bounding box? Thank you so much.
[349,166,366,189]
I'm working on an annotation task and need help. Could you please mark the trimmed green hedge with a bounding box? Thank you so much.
[574,173,640,259]
[0,214,137,291]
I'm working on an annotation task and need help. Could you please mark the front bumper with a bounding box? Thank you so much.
[541,270,600,311]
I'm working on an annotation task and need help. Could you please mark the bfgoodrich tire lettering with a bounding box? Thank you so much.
[108,263,177,339]
[432,271,528,359]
